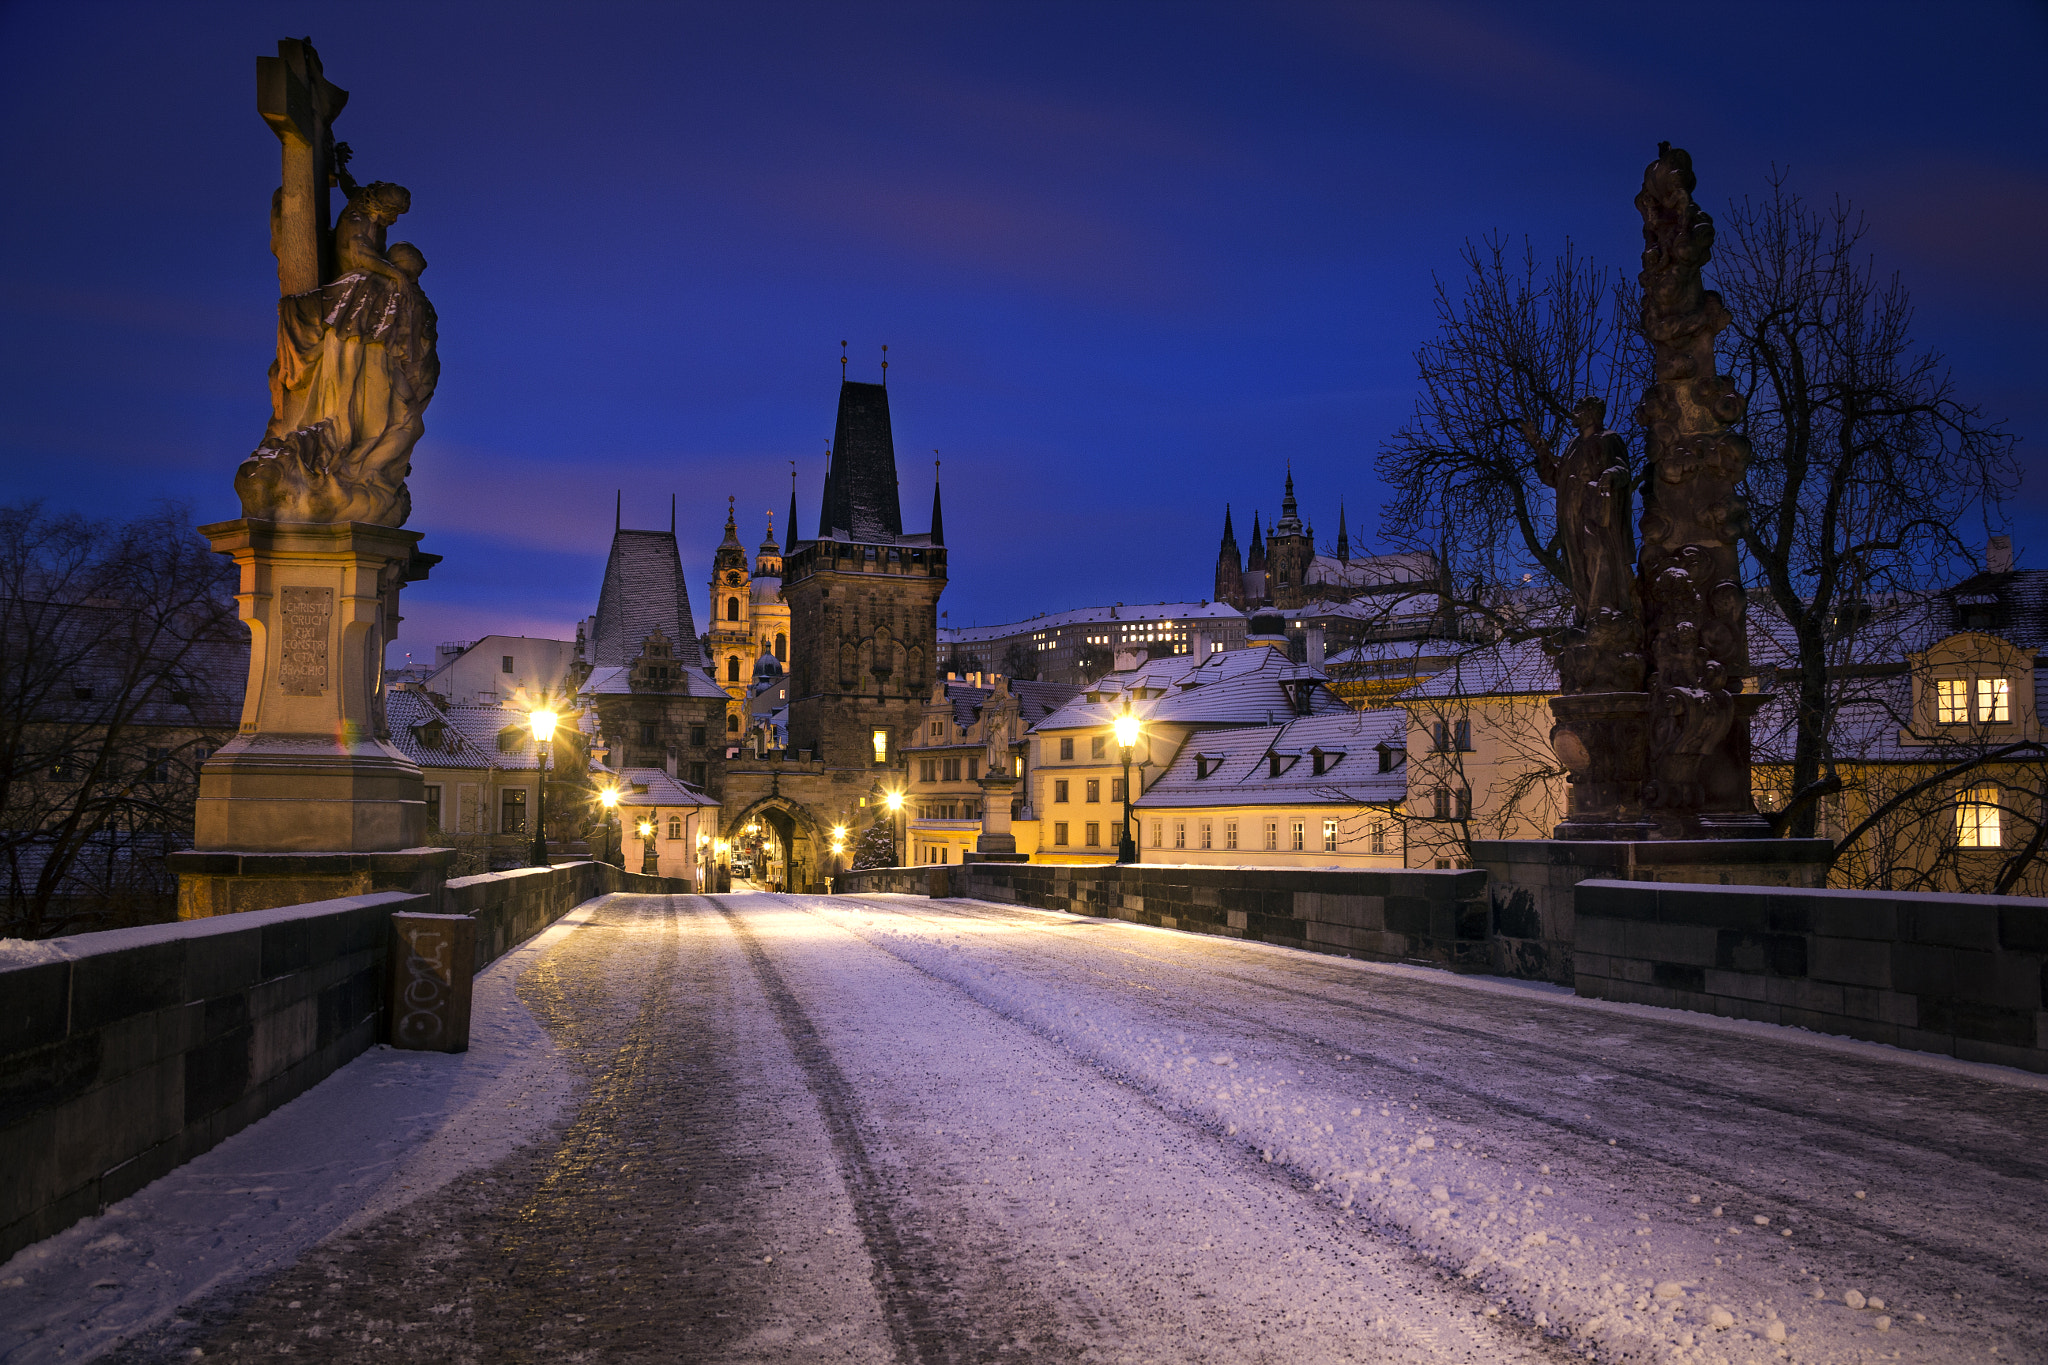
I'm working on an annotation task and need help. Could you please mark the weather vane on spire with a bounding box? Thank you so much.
[839,340,847,379]
[881,343,888,386]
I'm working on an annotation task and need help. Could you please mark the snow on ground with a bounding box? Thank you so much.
[800,892,2047,1363]
[0,898,608,1364]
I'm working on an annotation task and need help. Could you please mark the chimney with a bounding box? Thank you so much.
[1190,629,1208,660]
[1306,625,1326,670]
[1988,535,2014,574]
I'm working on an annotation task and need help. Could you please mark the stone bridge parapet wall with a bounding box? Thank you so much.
[1574,879,2048,1073]
[832,862,1491,969]
[0,862,687,1263]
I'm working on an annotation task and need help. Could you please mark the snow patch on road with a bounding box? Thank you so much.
[804,893,1989,1363]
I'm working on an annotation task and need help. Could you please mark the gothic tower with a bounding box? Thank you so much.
[783,378,946,774]
[1213,505,1244,608]
[1244,510,1268,604]
[1266,469,1314,609]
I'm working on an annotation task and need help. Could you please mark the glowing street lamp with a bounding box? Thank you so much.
[597,785,620,868]
[528,706,558,868]
[1113,703,1140,864]
[635,816,657,876]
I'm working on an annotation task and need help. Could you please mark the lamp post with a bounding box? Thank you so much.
[830,823,847,881]
[528,707,558,868]
[598,786,619,867]
[1114,704,1140,864]
[637,818,657,876]
[884,788,905,867]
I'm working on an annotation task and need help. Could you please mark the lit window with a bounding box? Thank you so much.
[1978,677,2011,723]
[1266,821,1279,851]
[1937,679,1969,724]
[1323,819,1338,852]
[1291,821,1305,852]
[1225,821,1238,850]
[871,729,888,763]
[1086,779,1101,803]
[1200,821,1212,850]
[1957,785,2002,847]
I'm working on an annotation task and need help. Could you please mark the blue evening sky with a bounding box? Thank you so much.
[3,2,2043,661]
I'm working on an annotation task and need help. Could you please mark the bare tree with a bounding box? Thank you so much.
[1000,639,1040,681]
[1714,173,2020,836]
[1375,234,1644,633]
[0,502,241,937]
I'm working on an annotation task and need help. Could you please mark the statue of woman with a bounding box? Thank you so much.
[1538,397,1645,693]
[237,180,439,526]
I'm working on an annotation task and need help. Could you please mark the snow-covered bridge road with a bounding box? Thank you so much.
[7,890,2044,1363]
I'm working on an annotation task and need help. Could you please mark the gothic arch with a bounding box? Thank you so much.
[722,794,831,893]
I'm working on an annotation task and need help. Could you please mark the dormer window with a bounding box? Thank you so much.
[1266,752,1299,778]
[1310,748,1344,776]
[1194,753,1223,779]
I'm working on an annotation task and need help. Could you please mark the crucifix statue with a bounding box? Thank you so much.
[257,39,348,297]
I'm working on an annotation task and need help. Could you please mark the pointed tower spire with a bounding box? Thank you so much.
[1213,504,1244,607]
[1247,510,1267,571]
[1336,501,1351,563]
[615,489,621,532]
[929,453,944,545]
[785,460,800,551]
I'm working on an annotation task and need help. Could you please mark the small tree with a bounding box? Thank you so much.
[851,815,898,870]
[1075,642,1116,680]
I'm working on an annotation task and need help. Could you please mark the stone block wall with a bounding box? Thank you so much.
[832,861,1491,970]
[0,862,688,1264]
[1574,878,2048,1073]
[1471,838,1833,986]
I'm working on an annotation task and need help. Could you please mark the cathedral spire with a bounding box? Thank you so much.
[1336,501,1350,563]
[930,455,945,545]
[1274,466,1303,536]
[1213,503,1244,607]
[1246,511,1266,572]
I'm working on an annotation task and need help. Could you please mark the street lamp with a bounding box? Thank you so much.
[882,788,905,867]
[597,785,619,868]
[636,817,657,876]
[528,707,558,867]
[1114,703,1140,863]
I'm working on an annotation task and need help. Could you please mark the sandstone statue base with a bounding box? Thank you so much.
[177,518,451,916]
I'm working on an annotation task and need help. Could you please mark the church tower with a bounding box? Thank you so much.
[1213,506,1244,608]
[783,377,946,774]
[1266,469,1314,609]
[1244,510,1268,604]
[708,498,752,736]
[752,511,790,668]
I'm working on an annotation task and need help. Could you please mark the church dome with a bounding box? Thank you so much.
[753,648,783,679]
[750,576,781,606]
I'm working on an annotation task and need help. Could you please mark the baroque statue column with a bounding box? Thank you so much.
[1632,142,1769,839]
[170,38,453,917]
[973,678,1029,861]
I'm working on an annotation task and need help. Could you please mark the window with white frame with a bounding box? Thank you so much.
[1151,820,1162,848]
[1291,820,1305,852]
[1369,821,1386,854]
[1175,821,1186,849]
[1323,819,1338,852]
[1225,821,1238,850]
[1265,820,1278,851]
[1957,784,2003,847]
[1200,821,1212,850]
[667,816,681,839]
[1053,822,1069,846]
[1978,677,2011,722]
[1937,678,1969,724]
[1085,822,1100,846]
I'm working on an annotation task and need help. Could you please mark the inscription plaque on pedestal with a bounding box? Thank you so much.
[279,586,332,695]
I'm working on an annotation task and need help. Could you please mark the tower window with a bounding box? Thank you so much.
[727,597,740,621]
[872,729,889,763]
[727,656,741,682]
[776,632,786,660]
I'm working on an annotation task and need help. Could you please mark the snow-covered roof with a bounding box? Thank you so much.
[940,600,1244,645]
[588,527,705,668]
[614,766,718,808]
[386,691,606,773]
[1397,639,1559,700]
[1032,646,1348,733]
[580,663,729,699]
[1304,551,1437,593]
[1136,709,1408,810]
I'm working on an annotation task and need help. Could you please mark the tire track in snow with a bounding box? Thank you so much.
[711,895,1077,1365]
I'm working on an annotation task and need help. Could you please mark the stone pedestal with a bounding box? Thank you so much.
[1469,837,1833,986]
[388,911,477,1052]
[1549,692,1655,839]
[976,772,1019,856]
[175,518,450,917]
[169,847,455,919]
